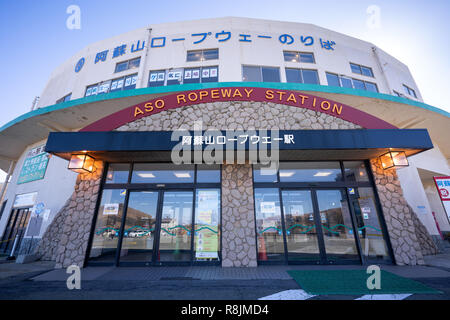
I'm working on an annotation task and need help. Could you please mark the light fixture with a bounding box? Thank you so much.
[174,172,191,178]
[138,173,156,178]
[379,151,409,170]
[314,171,333,177]
[68,154,95,173]
[280,171,295,177]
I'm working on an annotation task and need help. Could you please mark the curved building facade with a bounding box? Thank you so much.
[0,17,449,268]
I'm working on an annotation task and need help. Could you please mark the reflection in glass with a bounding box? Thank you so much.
[197,164,221,183]
[253,164,278,183]
[105,163,130,183]
[158,191,193,262]
[343,161,369,182]
[131,163,194,183]
[254,188,284,261]
[351,188,390,262]
[282,190,320,262]
[194,189,221,261]
[316,190,359,262]
[89,189,126,263]
[279,162,342,182]
[119,191,158,262]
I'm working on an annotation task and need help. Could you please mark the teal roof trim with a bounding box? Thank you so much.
[1,82,448,133]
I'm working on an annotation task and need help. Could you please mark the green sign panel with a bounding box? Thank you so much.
[17,153,50,184]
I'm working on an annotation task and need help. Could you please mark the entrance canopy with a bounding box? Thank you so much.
[45,129,433,163]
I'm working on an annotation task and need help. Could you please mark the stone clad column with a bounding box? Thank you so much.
[221,164,258,267]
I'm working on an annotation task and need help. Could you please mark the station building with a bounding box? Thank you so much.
[0,17,449,268]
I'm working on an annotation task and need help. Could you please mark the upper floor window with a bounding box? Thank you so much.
[285,68,319,84]
[326,72,378,92]
[187,49,218,62]
[403,84,417,98]
[350,63,374,77]
[114,57,140,73]
[85,74,138,97]
[56,93,71,104]
[242,65,280,82]
[148,66,219,87]
[283,51,315,63]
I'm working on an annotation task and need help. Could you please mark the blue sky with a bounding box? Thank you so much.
[0,0,449,180]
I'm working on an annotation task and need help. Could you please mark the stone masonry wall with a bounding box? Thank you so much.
[221,164,257,267]
[370,158,438,265]
[35,161,103,268]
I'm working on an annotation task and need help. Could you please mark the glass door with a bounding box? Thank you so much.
[281,190,321,263]
[157,191,194,263]
[119,191,159,263]
[316,189,360,263]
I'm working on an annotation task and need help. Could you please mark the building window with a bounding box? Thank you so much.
[88,163,222,266]
[403,84,417,98]
[286,68,320,84]
[148,66,218,87]
[326,72,378,92]
[253,161,392,265]
[56,93,71,104]
[187,49,219,62]
[283,51,315,63]
[350,63,374,77]
[85,74,138,97]
[242,66,280,82]
[114,57,141,73]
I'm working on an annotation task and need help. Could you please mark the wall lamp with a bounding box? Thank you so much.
[68,153,95,173]
[379,151,409,170]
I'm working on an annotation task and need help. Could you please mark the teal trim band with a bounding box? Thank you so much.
[2,82,448,133]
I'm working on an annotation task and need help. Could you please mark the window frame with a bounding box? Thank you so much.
[186,48,219,62]
[114,57,141,73]
[350,62,374,78]
[283,51,316,64]
[242,65,281,83]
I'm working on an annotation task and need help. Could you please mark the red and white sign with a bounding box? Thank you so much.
[434,176,450,201]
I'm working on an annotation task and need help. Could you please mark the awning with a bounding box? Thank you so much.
[45,129,433,162]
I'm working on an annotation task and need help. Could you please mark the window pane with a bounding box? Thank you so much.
[254,188,284,261]
[187,51,202,62]
[279,162,342,182]
[166,70,183,85]
[343,161,369,182]
[340,77,353,88]
[194,189,221,261]
[148,71,165,87]
[242,66,261,82]
[253,164,278,183]
[352,79,366,90]
[183,68,201,84]
[131,163,194,183]
[350,63,361,74]
[299,53,314,63]
[286,68,302,83]
[283,51,299,62]
[350,187,390,262]
[128,57,140,69]
[197,164,221,183]
[261,67,280,82]
[326,73,340,87]
[105,163,130,183]
[203,66,218,83]
[301,69,319,84]
[361,66,373,77]
[115,61,128,73]
[365,82,378,93]
[88,189,126,263]
[203,49,218,60]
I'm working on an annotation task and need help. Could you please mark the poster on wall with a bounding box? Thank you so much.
[433,176,450,223]
[17,145,50,184]
[103,203,119,215]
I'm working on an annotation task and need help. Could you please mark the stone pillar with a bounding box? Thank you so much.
[35,161,104,268]
[221,164,258,267]
[370,158,438,265]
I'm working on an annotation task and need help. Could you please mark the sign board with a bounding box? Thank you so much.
[13,192,37,208]
[17,145,49,184]
[433,176,450,223]
[103,203,119,215]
